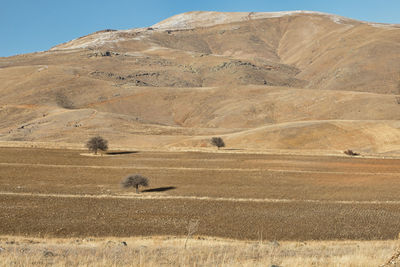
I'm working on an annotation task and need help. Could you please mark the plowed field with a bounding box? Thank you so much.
[1,147,400,240]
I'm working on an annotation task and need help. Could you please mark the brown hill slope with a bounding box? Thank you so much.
[0,11,399,154]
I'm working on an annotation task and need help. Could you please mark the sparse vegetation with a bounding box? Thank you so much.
[382,247,400,266]
[86,136,108,155]
[211,137,225,149]
[2,148,400,241]
[344,149,360,156]
[55,92,75,109]
[184,219,199,249]
[121,174,149,193]
[0,236,398,267]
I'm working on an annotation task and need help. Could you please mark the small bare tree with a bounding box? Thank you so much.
[210,137,225,150]
[121,174,149,193]
[86,136,108,155]
[184,219,199,249]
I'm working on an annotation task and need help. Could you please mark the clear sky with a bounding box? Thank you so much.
[1,0,399,57]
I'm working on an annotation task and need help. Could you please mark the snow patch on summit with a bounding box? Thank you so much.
[50,29,146,50]
[152,11,353,30]
[50,11,399,51]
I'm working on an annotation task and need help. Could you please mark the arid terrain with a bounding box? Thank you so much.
[1,236,399,267]
[1,10,400,266]
[0,11,399,154]
[1,147,400,266]
[1,147,400,240]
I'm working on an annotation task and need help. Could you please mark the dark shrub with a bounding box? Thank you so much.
[86,136,108,155]
[121,174,149,193]
[344,149,359,156]
[210,137,225,149]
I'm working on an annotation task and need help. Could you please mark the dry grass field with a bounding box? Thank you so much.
[1,236,400,267]
[2,147,400,266]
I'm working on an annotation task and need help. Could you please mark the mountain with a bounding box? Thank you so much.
[0,11,399,154]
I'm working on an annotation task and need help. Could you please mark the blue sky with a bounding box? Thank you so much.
[1,0,399,57]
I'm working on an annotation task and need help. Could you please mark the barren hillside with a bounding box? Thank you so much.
[0,11,399,154]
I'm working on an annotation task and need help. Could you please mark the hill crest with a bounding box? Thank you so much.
[152,10,355,30]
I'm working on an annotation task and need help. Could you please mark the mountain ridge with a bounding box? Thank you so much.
[49,10,399,52]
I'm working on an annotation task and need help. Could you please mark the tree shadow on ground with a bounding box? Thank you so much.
[106,151,138,155]
[142,186,176,193]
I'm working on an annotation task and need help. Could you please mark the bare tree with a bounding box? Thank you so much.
[121,174,149,193]
[184,219,199,249]
[86,136,108,155]
[210,137,225,150]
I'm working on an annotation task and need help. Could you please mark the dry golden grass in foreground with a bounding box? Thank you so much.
[0,236,399,267]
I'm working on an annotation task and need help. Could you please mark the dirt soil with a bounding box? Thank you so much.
[1,147,400,240]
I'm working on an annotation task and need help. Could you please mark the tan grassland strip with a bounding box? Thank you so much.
[0,162,398,176]
[2,191,400,205]
[0,236,398,267]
